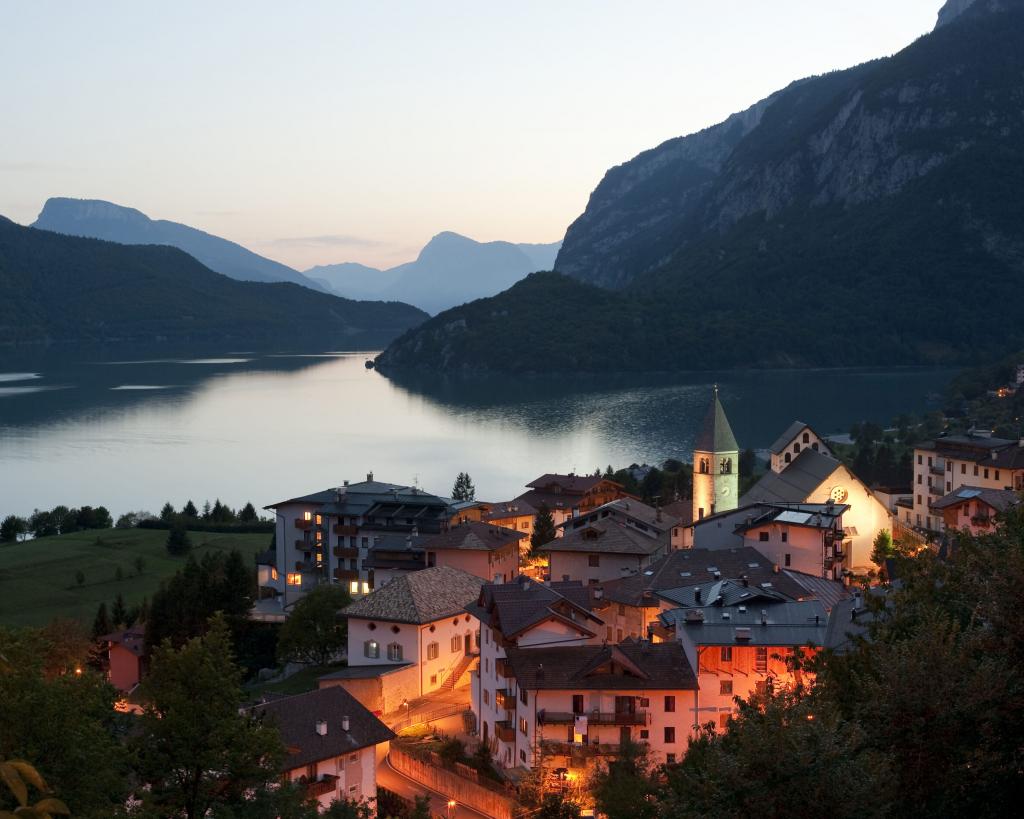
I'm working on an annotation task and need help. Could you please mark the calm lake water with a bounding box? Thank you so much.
[0,348,954,519]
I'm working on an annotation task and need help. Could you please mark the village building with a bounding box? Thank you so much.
[691,501,850,579]
[466,576,604,765]
[768,421,833,474]
[485,474,629,539]
[909,434,1024,532]
[339,566,484,706]
[261,476,453,611]
[501,640,698,784]
[929,486,1021,535]
[662,499,694,549]
[103,628,146,692]
[559,497,678,549]
[253,686,394,810]
[740,447,889,576]
[661,599,828,728]
[542,516,671,585]
[692,388,740,523]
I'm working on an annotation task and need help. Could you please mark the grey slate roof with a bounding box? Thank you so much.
[656,578,789,608]
[317,663,413,681]
[783,570,850,612]
[485,498,540,521]
[505,638,696,691]
[421,521,524,552]
[252,686,395,769]
[694,388,739,453]
[266,480,452,517]
[466,576,601,638]
[769,421,812,455]
[930,485,1021,513]
[526,474,606,493]
[597,547,810,608]
[663,600,828,646]
[341,566,484,624]
[541,518,663,556]
[740,449,841,505]
[981,444,1024,469]
[560,497,679,535]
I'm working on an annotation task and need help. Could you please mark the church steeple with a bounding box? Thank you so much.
[692,386,739,523]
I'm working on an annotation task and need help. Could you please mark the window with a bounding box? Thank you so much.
[664,727,676,743]
[698,507,705,520]
[427,642,439,660]
[802,432,810,443]
[664,695,676,712]
[364,640,379,659]
[588,554,600,567]
[427,552,436,568]
[520,750,527,763]
[995,470,1001,481]
[361,537,368,547]
[984,469,990,479]
[720,646,733,662]
[720,680,733,696]
[781,532,788,543]
[349,581,359,594]
[917,474,922,484]
[519,718,528,735]
[793,443,801,453]
[303,511,312,521]
[572,694,584,714]
[483,690,489,705]
[617,604,626,616]
[616,629,623,642]
[640,729,649,739]
[451,635,463,653]
[974,465,979,476]
[387,643,403,661]
[961,463,966,474]
[286,573,302,586]
[917,494,922,506]
[699,458,709,474]
[917,454,923,465]
[520,687,528,706]
[784,553,791,567]
[315,514,322,525]
[928,457,932,467]
[755,646,768,672]
[720,457,732,474]
[784,452,791,464]
[315,530,322,542]
[759,532,769,542]
[946,462,952,473]
[719,713,730,729]
[430,674,437,686]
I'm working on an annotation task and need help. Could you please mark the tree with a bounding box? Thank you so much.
[592,739,657,819]
[871,529,895,567]
[201,500,212,520]
[239,502,258,523]
[530,503,557,553]
[28,510,58,538]
[160,502,176,523]
[451,472,476,502]
[536,793,582,819]
[0,515,27,543]
[166,521,191,556]
[277,585,351,666]
[91,603,111,640]
[110,594,127,628]
[182,499,199,519]
[134,616,284,819]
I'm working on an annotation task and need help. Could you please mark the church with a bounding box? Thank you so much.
[686,388,889,578]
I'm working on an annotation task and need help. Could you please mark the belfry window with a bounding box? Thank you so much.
[720,458,732,474]
[699,458,710,474]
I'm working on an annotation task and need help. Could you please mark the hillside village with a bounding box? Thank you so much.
[95,389,1024,815]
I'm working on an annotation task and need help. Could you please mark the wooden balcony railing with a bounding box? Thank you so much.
[494,720,516,742]
[495,657,514,679]
[294,518,312,530]
[538,709,648,726]
[334,568,359,581]
[334,524,358,536]
[302,774,339,798]
[494,689,516,710]
[334,547,359,559]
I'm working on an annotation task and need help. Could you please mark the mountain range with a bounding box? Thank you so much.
[307,232,561,314]
[33,198,327,292]
[0,217,426,348]
[378,0,1024,375]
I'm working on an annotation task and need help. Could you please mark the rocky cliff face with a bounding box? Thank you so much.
[555,0,1022,291]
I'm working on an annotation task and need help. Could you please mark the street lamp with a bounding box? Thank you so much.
[447,799,456,818]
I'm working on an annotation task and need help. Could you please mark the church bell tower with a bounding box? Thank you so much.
[692,386,739,522]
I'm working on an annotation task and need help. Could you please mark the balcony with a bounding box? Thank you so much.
[495,720,516,743]
[302,774,339,798]
[295,559,322,573]
[294,518,312,531]
[930,464,945,476]
[538,710,648,726]
[540,740,621,758]
[495,657,514,679]
[295,539,312,550]
[494,689,516,710]
[334,524,358,536]
[334,547,359,559]
[334,568,359,582]
[929,484,944,496]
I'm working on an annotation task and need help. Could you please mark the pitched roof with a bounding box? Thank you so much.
[662,500,694,527]
[466,575,601,638]
[980,444,1024,469]
[252,686,394,769]
[596,547,810,608]
[485,498,539,521]
[740,449,842,505]
[783,570,850,612]
[930,485,1021,513]
[266,480,452,515]
[525,474,607,493]
[767,420,831,456]
[734,502,848,533]
[917,434,1018,461]
[341,566,484,624]
[560,497,679,535]
[540,518,664,556]
[505,639,696,691]
[102,629,146,656]
[663,600,828,646]
[656,578,789,608]
[694,388,739,453]
[420,521,524,552]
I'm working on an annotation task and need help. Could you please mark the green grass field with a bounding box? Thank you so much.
[0,527,272,628]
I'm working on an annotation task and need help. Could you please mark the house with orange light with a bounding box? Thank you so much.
[103,628,146,692]
[929,486,1021,535]
[486,473,629,539]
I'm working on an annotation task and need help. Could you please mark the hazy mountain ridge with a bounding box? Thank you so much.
[379,0,1024,375]
[307,232,561,314]
[0,218,427,347]
[32,198,327,292]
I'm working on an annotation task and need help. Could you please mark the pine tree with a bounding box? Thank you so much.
[451,472,476,502]
[201,500,212,520]
[239,502,258,523]
[182,499,198,518]
[92,601,111,639]
[166,522,192,556]
[160,502,176,523]
[111,593,128,627]
[531,503,557,553]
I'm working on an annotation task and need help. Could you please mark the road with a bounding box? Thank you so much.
[377,753,492,819]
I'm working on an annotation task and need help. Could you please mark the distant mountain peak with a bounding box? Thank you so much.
[935,0,1013,28]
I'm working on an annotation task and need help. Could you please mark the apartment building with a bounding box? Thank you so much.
[929,486,1021,535]
[486,474,629,538]
[543,516,671,585]
[909,434,1024,532]
[559,497,678,549]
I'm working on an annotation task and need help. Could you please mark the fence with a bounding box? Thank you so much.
[389,747,517,819]
[386,703,466,733]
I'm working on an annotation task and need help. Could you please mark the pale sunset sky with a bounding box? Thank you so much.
[1,1,945,270]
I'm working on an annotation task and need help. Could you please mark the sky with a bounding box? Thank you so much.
[1,1,945,271]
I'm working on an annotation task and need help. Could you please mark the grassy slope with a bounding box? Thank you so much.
[0,527,271,628]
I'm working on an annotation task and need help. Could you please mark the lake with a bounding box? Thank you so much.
[0,348,954,519]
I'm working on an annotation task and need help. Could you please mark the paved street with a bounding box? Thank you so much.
[377,753,491,819]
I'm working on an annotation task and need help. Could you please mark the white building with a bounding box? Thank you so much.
[543,517,670,585]
[767,421,833,474]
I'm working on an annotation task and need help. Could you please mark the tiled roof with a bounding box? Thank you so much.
[420,521,524,552]
[526,474,608,493]
[467,576,601,638]
[662,500,694,528]
[540,518,664,556]
[252,686,394,769]
[980,444,1024,469]
[694,389,739,453]
[768,421,812,455]
[505,638,696,691]
[656,578,789,608]
[485,499,539,521]
[102,629,146,657]
[596,547,810,608]
[740,449,841,505]
[930,485,1021,513]
[560,498,679,535]
[663,600,829,646]
[341,566,484,624]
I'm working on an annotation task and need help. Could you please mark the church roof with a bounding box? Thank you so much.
[740,449,841,505]
[694,388,739,453]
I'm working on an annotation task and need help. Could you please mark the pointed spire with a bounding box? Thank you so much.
[695,387,739,453]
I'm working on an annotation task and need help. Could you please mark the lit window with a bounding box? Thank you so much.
[364,640,379,659]
[315,531,322,542]
[286,573,302,586]
[270,567,278,581]
[349,581,359,594]
[316,552,323,566]
[361,581,370,594]
[315,514,322,525]
[303,511,312,521]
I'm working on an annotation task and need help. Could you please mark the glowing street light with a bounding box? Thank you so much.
[447,799,457,818]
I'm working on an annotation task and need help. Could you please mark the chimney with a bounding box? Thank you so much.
[594,587,604,600]
[521,578,530,591]
[695,587,702,603]
[760,609,768,626]
[342,716,350,732]
[537,663,544,680]
[367,471,374,482]
[741,575,749,588]
[315,720,328,736]
[344,480,349,487]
